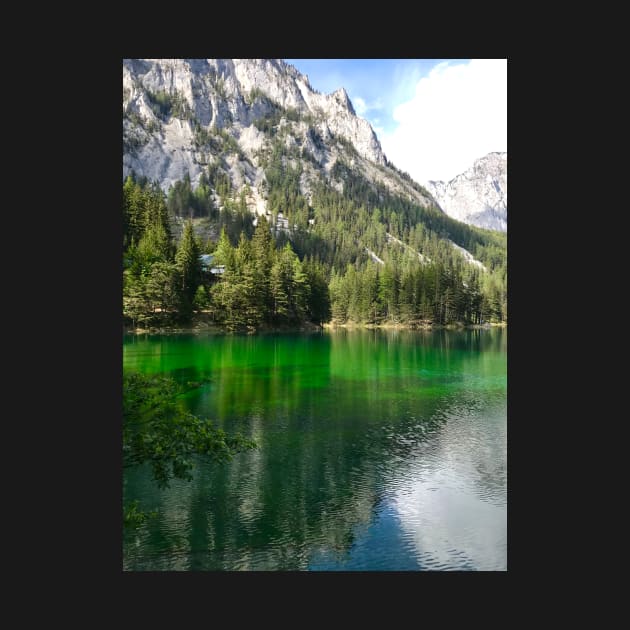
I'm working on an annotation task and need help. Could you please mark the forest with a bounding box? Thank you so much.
[123,136,506,331]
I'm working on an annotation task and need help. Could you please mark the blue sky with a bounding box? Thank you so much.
[284,59,507,184]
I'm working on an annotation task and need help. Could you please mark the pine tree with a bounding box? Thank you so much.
[193,284,209,312]
[144,186,172,249]
[270,244,301,322]
[379,263,399,322]
[136,220,171,269]
[123,269,150,328]
[363,263,381,324]
[175,220,201,319]
[348,265,366,323]
[329,270,348,323]
[304,258,331,325]
[398,267,416,324]
[236,232,263,329]
[252,215,274,321]
[213,227,235,269]
[290,253,309,322]
[123,175,145,250]
[145,261,179,322]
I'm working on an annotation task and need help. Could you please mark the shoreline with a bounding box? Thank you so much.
[324,321,506,331]
[124,319,506,335]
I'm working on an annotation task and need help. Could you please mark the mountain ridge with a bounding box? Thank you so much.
[122,59,508,330]
[123,58,399,199]
[426,152,507,232]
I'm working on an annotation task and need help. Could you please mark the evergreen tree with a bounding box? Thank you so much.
[379,263,399,322]
[143,186,172,249]
[329,269,350,323]
[145,261,179,322]
[123,129,507,330]
[193,284,209,312]
[252,215,274,320]
[290,252,309,322]
[362,263,381,324]
[136,219,171,269]
[123,175,146,250]
[270,248,291,322]
[209,228,247,331]
[175,220,201,319]
[213,227,235,269]
[304,258,331,325]
[236,231,264,329]
[398,267,417,323]
[123,269,150,328]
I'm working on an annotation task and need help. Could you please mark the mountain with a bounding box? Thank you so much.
[123,58,433,211]
[426,152,507,232]
[123,59,507,329]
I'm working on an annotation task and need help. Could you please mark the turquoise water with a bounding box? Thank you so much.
[123,328,507,571]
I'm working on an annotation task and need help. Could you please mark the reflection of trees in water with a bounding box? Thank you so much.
[125,403,501,570]
[123,329,506,570]
[124,422,381,570]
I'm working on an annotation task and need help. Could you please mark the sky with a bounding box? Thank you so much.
[284,59,507,185]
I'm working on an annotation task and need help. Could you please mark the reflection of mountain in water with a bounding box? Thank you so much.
[123,329,506,570]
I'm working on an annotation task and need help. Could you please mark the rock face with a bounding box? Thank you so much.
[426,152,507,232]
[122,58,435,211]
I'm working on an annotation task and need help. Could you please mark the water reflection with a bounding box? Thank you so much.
[385,401,507,571]
[123,328,506,570]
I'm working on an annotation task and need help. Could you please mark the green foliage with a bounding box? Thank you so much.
[252,94,284,134]
[284,107,301,123]
[123,372,257,490]
[325,254,498,326]
[146,261,180,313]
[136,221,171,266]
[123,500,157,529]
[213,227,235,268]
[269,243,306,323]
[303,258,331,325]
[175,220,202,320]
[145,89,193,121]
[193,285,209,312]
[251,215,274,316]
[263,141,310,229]
[209,126,244,159]
[123,261,180,328]
[246,87,267,104]
[192,122,221,155]
[166,171,216,220]
[123,81,506,330]
[123,112,154,154]
[207,221,326,330]
[124,174,195,327]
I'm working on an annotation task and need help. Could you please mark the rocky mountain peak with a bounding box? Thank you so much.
[426,152,507,232]
[331,87,355,115]
[123,59,441,214]
[123,58,393,194]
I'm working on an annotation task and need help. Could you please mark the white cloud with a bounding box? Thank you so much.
[369,97,383,111]
[353,96,367,116]
[352,95,383,118]
[379,59,507,184]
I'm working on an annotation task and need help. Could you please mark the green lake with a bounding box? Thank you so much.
[123,328,507,571]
